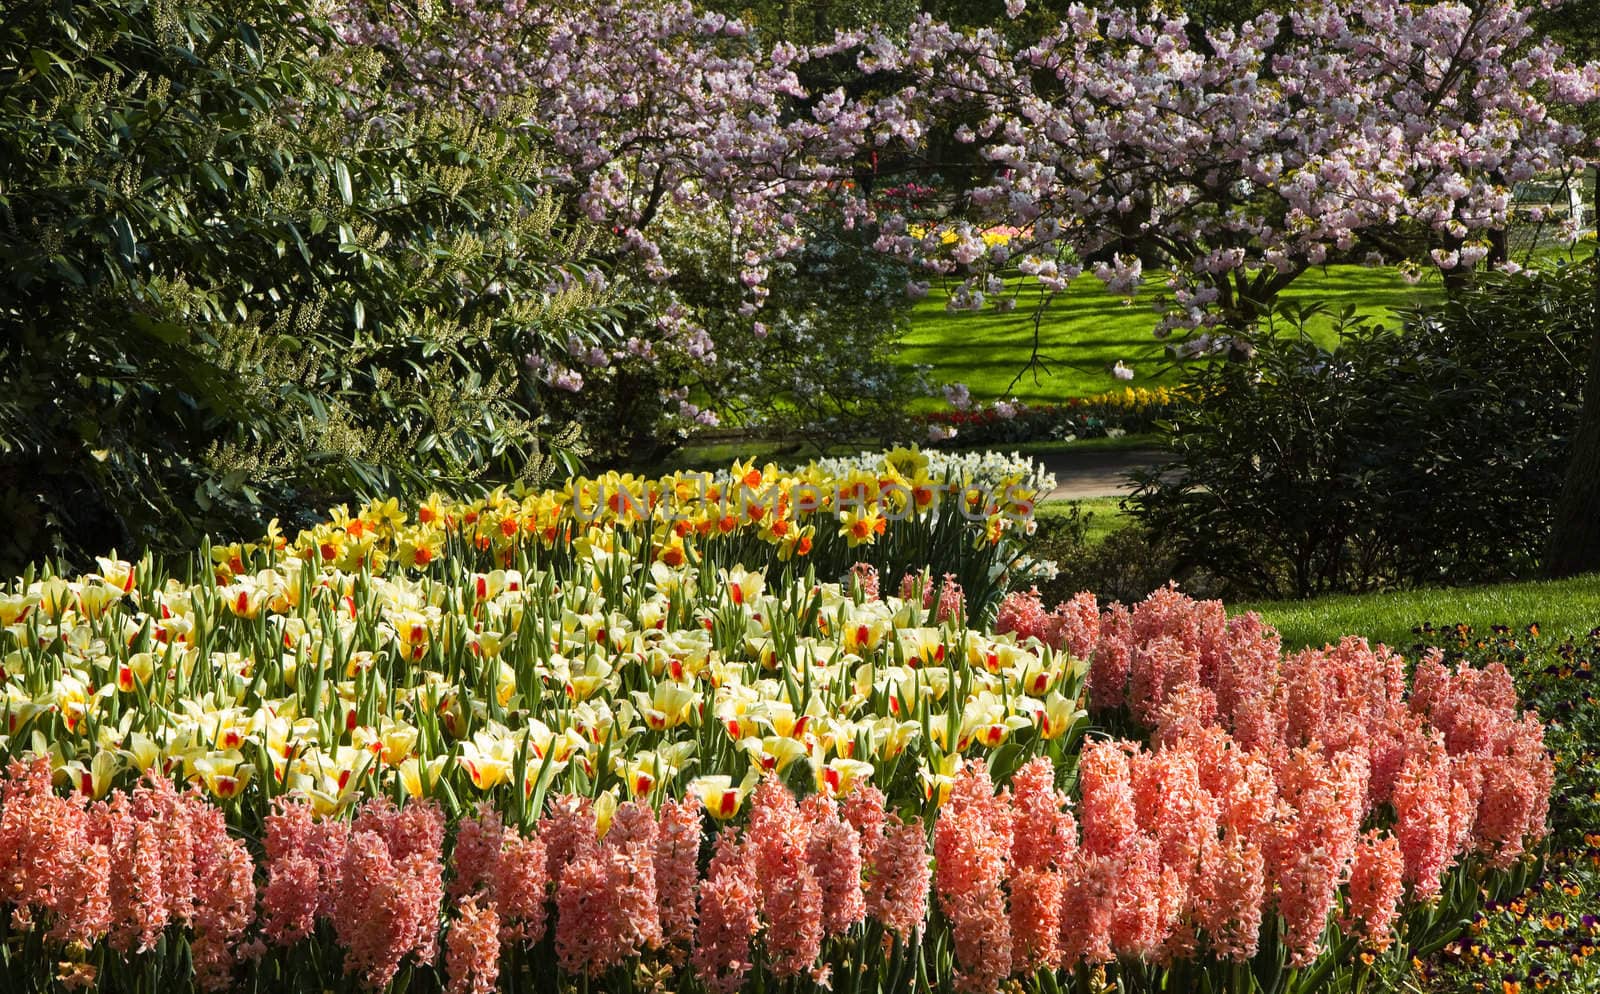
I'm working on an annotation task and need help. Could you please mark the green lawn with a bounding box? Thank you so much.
[1237,574,1600,651]
[1036,496,1129,545]
[902,264,1444,405]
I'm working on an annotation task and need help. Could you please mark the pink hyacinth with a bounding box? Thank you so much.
[449,804,505,901]
[865,814,930,940]
[1128,586,1228,681]
[354,796,446,866]
[935,573,966,624]
[542,794,598,883]
[1058,853,1120,966]
[1077,739,1138,858]
[747,777,823,980]
[900,570,966,623]
[1009,757,1077,873]
[555,852,623,976]
[1009,866,1063,974]
[1268,746,1368,967]
[1279,638,1407,762]
[334,830,442,991]
[492,831,549,945]
[189,803,257,992]
[933,761,1013,993]
[446,898,501,994]
[800,794,866,937]
[262,797,346,920]
[840,781,889,868]
[605,801,665,956]
[1132,746,1216,889]
[261,853,319,947]
[1191,833,1265,961]
[1391,729,1459,901]
[1127,634,1202,727]
[261,797,332,947]
[1211,612,1282,739]
[1053,591,1101,660]
[1343,829,1405,951]
[331,834,392,986]
[1411,654,1519,756]
[1089,602,1134,710]
[1108,835,1179,959]
[995,587,1056,647]
[692,829,761,994]
[1473,716,1554,867]
[53,836,113,952]
[848,562,880,600]
[1150,683,1220,747]
[0,758,102,942]
[91,794,167,954]
[654,797,704,953]
[138,775,199,928]
[1189,727,1277,843]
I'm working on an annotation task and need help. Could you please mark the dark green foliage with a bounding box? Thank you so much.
[0,0,610,575]
[1131,263,1595,598]
[1030,509,1224,606]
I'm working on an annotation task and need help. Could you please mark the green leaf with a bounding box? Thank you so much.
[285,222,310,264]
[129,314,187,344]
[334,160,353,206]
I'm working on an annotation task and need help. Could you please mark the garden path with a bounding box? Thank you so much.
[1035,448,1167,499]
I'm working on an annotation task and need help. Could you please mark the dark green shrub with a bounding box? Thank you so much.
[1130,263,1594,598]
[1034,516,1227,606]
[0,0,612,574]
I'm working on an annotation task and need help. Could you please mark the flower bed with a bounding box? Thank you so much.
[0,472,1554,993]
[925,387,1193,446]
[814,448,1059,501]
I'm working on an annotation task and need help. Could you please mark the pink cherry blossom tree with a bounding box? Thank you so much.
[854,0,1599,351]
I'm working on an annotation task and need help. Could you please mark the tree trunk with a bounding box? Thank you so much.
[1543,169,1600,578]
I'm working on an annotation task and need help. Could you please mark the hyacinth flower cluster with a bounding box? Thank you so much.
[0,751,934,993]
[0,717,1549,993]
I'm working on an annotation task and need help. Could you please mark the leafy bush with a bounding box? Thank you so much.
[1130,264,1594,598]
[1030,514,1226,606]
[0,0,610,575]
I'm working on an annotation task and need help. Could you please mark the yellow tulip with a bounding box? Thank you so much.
[193,753,253,800]
[688,774,753,820]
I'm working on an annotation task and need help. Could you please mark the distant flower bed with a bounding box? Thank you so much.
[814,448,1058,499]
[924,386,1194,446]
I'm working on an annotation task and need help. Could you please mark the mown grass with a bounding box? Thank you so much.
[901,264,1443,404]
[1238,574,1600,651]
[1035,496,1129,546]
